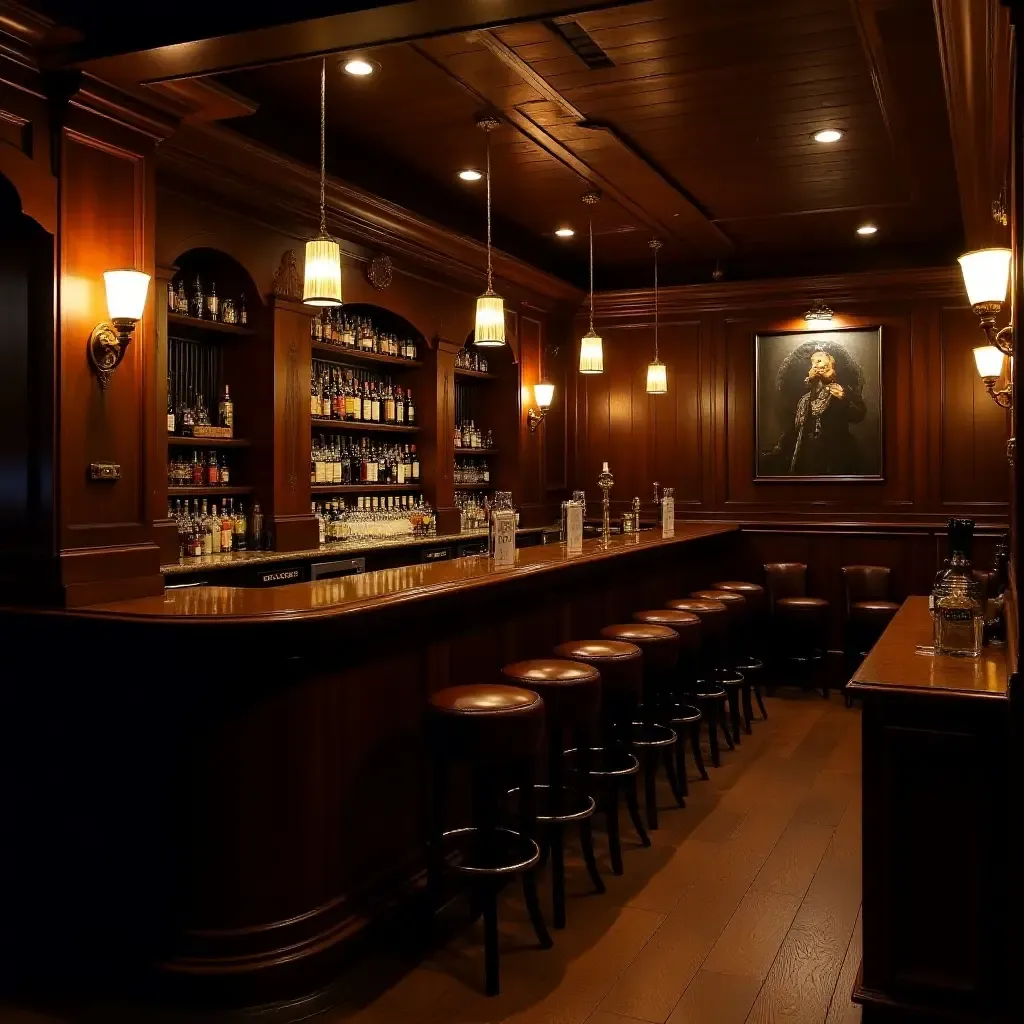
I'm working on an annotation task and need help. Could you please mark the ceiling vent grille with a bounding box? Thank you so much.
[544,20,615,70]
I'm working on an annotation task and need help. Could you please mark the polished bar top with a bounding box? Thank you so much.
[848,596,1008,700]
[161,525,558,576]
[82,523,737,624]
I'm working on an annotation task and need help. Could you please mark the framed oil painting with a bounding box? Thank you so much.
[755,326,883,481]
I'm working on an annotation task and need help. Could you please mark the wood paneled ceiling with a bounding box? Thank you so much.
[211,0,962,286]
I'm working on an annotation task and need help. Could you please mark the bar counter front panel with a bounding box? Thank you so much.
[0,526,737,1003]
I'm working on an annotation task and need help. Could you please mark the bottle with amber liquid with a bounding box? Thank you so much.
[931,518,984,657]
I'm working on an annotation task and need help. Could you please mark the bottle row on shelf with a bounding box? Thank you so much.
[315,495,436,544]
[312,310,419,361]
[456,491,494,532]
[454,420,493,450]
[311,363,416,425]
[455,347,491,373]
[312,436,420,487]
[168,275,248,326]
[454,458,491,486]
[169,450,235,488]
[168,383,234,437]
[171,498,263,558]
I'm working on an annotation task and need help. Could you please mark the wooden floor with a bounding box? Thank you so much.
[1,691,862,1024]
[317,690,863,1024]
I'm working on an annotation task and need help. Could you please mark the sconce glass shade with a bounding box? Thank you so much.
[534,380,555,409]
[474,291,506,346]
[958,248,1011,306]
[303,235,343,306]
[646,359,667,394]
[104,269,150,321]
[579,329,604,374]
[973,344,1005,379]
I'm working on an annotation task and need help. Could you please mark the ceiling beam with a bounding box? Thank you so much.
[424,28,733,257]
[932,0,1013,248]
[57,1,652,85]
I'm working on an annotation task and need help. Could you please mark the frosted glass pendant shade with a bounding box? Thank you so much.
[579,329,604,374]
[646,360,667,394]
[958,248,1011,306]
[534,381,555,408]
[474,291,506,346]
[973,344,1005,378]
[303,235,343,306]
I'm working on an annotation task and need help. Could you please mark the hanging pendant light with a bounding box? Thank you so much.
[579,191,603,374]
[646,239,667,394]
[474,116,506,346]
[304,58,343,306]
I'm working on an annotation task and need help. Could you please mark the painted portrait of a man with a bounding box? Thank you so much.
[755,328,883,480]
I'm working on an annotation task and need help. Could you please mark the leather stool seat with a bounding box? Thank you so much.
[691,588,746,612]
[500,659,601,731]
[428,684,545,761]
[552,639,643,707]
[851,599,900,619]
[776,596,829,611]
[665,597,729,618]
[600,622,679,675]
[711,581,766,614]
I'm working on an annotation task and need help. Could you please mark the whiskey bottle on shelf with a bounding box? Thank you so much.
[206,451,219,487]
[219,385,233,430]
[206,282,219,322]
[190,276,204,319]
[219,456,230,486]
[221,501,234,552]
[931,518,984,658]
[167,377,175,434]
[240,295,248,325]
[234,502,248,551]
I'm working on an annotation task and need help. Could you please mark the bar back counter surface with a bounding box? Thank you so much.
[0,526,735,1003]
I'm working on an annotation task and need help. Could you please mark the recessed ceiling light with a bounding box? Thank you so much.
[555,227,575,238]
[458,169,482,182]
[856,223,878,236]
[343,59,375,76]
[814,128,844,143]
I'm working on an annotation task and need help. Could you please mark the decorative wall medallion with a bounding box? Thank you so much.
[272,249,302,301]
[367,253,393,291]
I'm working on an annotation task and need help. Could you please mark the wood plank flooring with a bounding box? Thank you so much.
[319,691,863,1024]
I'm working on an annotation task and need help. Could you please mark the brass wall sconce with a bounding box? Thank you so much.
[87,269,150,389]
[528,380,555,432]
[958,248,1013,356]
[804,298,833,322]
[973,345,1012,408]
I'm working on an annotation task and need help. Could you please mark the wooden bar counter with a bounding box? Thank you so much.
[848,597,1009,1023]
[0,525,737,1004]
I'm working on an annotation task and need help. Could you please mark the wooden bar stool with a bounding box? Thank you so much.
[552,639,650,876]
[841,565,900,657]
[764,562,831,698]
[596,623,681,830]
[499,659,605,929]
[710,580,769,723]
[662,597,734,766]
[426,684,552,996]
[627,610,708,790]
[691,589,749,743]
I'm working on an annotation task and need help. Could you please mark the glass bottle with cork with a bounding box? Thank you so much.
[931,517,984,657]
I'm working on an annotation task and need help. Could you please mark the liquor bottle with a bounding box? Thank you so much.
[240,295,248,325]
[175,279,188,315]
[234,502,247,551]
[931,518,984,657]
[191,276,204,319]
[362,381,372,422]
[221,500,234,552]
[219,456,230,486]
[219,385,234,430]
[250,503,264,551]
[377,445,386,484]
[406,389,415,424]
[167,377,176,434]
[371,381,381,423]
[384,384,396,425]
[209,504,221,553]
[201,500,213,554]
[191,450,203,486]
[167,280,176,312]
[206,281,219,322]
[207,450,219,487]
[395,386,405,425]
[311,370,320,417]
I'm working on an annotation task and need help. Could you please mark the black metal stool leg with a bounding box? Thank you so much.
[643,749,659,830]
[755,684,768,719]
[706,704,721,767]
[673,730,690,797]
[427,754,447,922]
[625,774,652,846]
[522,870,553,950]
[741,682,754,733]
[728,688,742,745]
[550,823,566,929]
[482,879,500,996]
[664,745,685,806]
[579,816,605,893]
[720,707,735,750]
[605,786,623,875]
[689,721,709,779]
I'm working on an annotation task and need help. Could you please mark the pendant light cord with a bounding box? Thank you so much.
[653,243,659,361]
[319,57,327,236]
[486,128,494,292]
[589,213,595,331]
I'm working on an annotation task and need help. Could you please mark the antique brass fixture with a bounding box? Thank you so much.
[959,248,1013,356]
[578,191,603,374]
[646,239,667,394]
[87,269,150,389]
[473,115,505,347]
